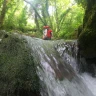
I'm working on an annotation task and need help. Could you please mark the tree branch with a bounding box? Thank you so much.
[24,0,46,25]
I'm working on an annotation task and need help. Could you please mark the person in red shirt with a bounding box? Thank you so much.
[43,26,52,40]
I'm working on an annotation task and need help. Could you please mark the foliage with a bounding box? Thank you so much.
[0,0,29,32]
[74,0,87,8]
[0,0,84,39]
[56,5,84,39]
[18,6,28,31]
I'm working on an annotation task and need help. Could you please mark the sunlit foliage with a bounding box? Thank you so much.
[0,0,84,39]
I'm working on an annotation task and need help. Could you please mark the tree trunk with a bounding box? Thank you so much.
[0,0,7,29]
[34,9,40,31]
[45,0,52,27]
[24,0,46,25]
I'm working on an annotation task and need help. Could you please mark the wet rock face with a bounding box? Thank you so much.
[54,41,77,80]
[77,5,96,76]
[78,5,96,58]
[0,31,40,96]
[54,40,96,77]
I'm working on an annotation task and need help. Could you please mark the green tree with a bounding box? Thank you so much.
[18,6,27,31]
[57,5,84,39]
[0,0,8,28]
[0,0,84,39]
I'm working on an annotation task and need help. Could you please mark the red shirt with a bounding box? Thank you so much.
[47,29,52,38]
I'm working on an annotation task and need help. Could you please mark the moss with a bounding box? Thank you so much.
[77,25,82,37]
[0,31,40,96]
[78,28,96,57]
[78,4,96,58]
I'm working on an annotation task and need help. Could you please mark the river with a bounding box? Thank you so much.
[24,36,96,96]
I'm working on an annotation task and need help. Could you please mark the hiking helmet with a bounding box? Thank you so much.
[43,26,49,29]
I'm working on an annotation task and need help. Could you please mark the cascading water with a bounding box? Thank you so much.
[24,36,96,96]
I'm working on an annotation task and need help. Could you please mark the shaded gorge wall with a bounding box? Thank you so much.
[78,3,96,76]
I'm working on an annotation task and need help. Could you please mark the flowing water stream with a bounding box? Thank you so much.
[24,36,96,96]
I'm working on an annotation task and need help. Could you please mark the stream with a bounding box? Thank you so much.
[24,36,96,96]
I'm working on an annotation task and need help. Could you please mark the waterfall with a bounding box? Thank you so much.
[24,36,96,96]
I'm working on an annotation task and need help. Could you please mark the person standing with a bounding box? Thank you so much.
[43,26,52,40]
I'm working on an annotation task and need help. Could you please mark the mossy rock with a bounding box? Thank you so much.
[78,5,96,58]
[78,29,96,58]
[0,31,40,96]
